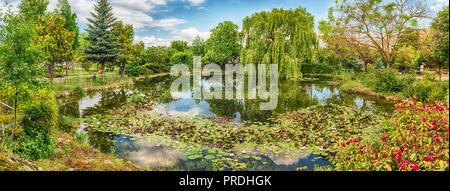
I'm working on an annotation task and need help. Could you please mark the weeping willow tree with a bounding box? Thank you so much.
[240,7,317,79]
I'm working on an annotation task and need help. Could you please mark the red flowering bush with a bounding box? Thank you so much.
[331,99,449,171]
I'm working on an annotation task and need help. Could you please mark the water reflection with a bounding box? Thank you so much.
[112,136,332,171]
[57,76,395,171]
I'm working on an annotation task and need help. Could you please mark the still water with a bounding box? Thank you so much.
[58,76,395,171]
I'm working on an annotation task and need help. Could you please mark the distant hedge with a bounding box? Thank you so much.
[301,63,341,74]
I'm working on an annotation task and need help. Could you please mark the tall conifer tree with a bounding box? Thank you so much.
[84,0,119,76]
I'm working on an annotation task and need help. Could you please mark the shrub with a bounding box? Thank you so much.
[74,131,88,143]
[96,78,106,85]
[73,86,84,95]
[13,89,58,160]
[373,69,414,93]
[125,62,142,77]
[128,93,145,104]
[301,63,340,74]
[403,80,449,102]
[331,99,449,171]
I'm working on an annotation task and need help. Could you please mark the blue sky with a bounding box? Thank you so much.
[3,0,449,47]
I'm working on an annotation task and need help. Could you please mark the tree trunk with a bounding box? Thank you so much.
[65,62,68,77]
[364,60,368,72]
[386,61,391,69]
[439,65,441,81]
[11,90,17,141]
[121,62,125,78]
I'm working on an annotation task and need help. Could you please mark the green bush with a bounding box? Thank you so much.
[125,62,142,77]
[128,93,145,104]
[96,78,106,85]
[13,89,57,160]
[74,131,88,143]
[301,63,340,74]
[373,69,414,93]
[73,86,84,95]
[404,80,449,102]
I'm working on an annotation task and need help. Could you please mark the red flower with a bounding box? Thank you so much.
[411,162,419,171]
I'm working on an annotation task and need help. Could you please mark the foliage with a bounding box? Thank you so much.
[403,80,449,102]
[18,0,49,22]
[34,14,75,81]
[431,6,449,70]
[372,69,414,93]
[241,7,317,79]
[73,86,84,95]
[331,100,449,171]
[0,9,42,140]
[171,40,188,52]
[124,62,142,77]
[140,46,176,73]
[170,51,193,70]
[205,21,241,66]
[301,63,340,74]
[192,36,206,57]
[112,21,135,77]
[394,46,420,73]
[84,0,120,72]
[333,0,428,68]
[55,0,80,51]
[127,93,145,104]
[12,89,58,160]
[58,115,79,134]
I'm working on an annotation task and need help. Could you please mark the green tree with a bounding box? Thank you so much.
[84,0,120,78]
[18,0,49,22]
[394,45,419,73]
[241,8,317,79]
[55,0,79,50]
[205,21,241,67]
[112,21,134,77]
[191,35,206,57]
[431,5,449,80]
[170,51,193,70]
[318,8,351,67]
[334,0,429,69]
[33,14,75,82]
[170,40,188,52]
[0,11,41,140]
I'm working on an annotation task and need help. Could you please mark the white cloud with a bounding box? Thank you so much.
[135,27,210,47]
[135,35,171,47]
[174,27,210,41]
[187,0,205,6]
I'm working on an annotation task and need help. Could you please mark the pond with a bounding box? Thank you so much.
[58,75,395,171]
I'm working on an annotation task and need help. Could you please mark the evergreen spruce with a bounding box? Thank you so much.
[84,0,119,76]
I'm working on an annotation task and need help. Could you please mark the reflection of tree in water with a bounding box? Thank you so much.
[87,131,118,153]
[82,90,128,117]
[134,76,174,103]
[58,96,81,118]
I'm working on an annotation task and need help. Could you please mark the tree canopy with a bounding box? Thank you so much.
[240,7,317,79]
[112,21,135,77]
[33,14,75,82]
[333,0,429,69]
[205,21,241,67]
